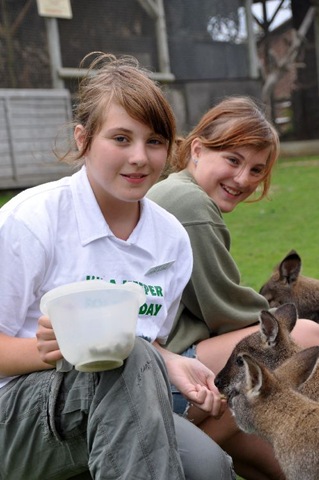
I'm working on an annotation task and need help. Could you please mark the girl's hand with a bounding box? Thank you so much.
[169,355,226,418]
[155,343,226,418]
[36,315,63,366]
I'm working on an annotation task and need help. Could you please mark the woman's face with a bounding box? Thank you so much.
[188,138,270,213]
[74,102,169,207]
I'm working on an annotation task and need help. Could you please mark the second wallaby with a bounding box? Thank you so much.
[228,351,319,480]
[260,250,319,322]
[215,303,301,397]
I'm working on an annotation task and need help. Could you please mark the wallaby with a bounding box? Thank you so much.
[260,250,319,322]
[228,351,319,480]
[274,345,319,401]
[215,303,301,397]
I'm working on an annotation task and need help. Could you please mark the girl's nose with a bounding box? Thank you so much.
[234,167,251,186]
[128,143,148,167]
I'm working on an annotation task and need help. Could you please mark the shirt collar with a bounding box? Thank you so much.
[70,166,157,258]
[71,166,111,245]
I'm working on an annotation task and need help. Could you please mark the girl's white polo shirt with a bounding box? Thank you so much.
[0,167,192,387]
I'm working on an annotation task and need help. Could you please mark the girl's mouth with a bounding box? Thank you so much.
[122,173,148,184]
[221,184,242,197]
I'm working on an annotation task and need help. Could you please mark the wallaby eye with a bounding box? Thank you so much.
[236,355,244,367]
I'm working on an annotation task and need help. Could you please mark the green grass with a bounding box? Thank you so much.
[0,190,18,207]
[226,157,319,292]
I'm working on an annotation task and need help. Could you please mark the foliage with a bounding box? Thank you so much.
[0,191,18,207]
[226,157,319,292]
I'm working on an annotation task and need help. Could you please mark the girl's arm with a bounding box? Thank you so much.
[0,316,62,377]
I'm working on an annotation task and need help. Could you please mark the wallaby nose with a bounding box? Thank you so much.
[214,376,223,390]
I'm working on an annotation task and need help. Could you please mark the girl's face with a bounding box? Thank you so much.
[188,138,270,213]
[75,102,169,206]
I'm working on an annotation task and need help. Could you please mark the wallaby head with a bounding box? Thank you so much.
[274,345,319,401]
[215,303,300,397]
[260,250,319,322]
[228,352,319,480]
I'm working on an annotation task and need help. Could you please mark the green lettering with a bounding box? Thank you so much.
[145,304,154,315]
[139,303,147,314]
[155,286,163,297]
[154,304,162,315]
[148,285,156,295]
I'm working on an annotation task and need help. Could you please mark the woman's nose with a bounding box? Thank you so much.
[234,167,251,186]
[128,143,148,166]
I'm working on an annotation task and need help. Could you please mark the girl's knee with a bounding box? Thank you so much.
[292,319,319,347]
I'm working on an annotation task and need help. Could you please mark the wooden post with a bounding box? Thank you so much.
[244,0,260,79]
[45,17,65,89]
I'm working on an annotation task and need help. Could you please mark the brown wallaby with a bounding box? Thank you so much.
[228,351,319,480]
[260,250,319,322]
[274,345,319,401]
[214,303,301,397]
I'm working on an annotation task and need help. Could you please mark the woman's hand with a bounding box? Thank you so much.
[154,343,227,418]
[36,315,63,366]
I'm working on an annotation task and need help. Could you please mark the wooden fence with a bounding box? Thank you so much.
[0,89,74,189]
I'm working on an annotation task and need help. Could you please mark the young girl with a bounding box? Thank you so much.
[148,96,319,480]
[0,53,235,479]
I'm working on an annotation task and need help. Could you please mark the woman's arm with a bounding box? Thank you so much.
[184,220,269,333]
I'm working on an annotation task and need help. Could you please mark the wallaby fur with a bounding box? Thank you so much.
[215,303,301,397]
[274,345,319,401]
[228,352,319,480]
[260,250,319,322]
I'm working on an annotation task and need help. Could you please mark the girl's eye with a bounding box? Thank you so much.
[228,157,240,166]
[114,135,128,143]
[148,137,165,146]
[251,167,265,176]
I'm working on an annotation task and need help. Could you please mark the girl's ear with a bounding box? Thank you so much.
[191,138,203,158]
[74,124,86,152]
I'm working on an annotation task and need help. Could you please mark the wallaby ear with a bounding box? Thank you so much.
[279,251,301,284]
[278,346,319,388]
[273,303,298,332]
[259,310,279,346]
[241,353,264,397]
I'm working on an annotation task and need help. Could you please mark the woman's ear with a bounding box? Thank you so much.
[191,138,203,159]
[74,124,86,152]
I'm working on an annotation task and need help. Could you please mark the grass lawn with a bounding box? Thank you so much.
[0,190,19,207]
[226,156,319,292]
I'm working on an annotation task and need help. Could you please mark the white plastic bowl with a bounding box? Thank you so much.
[40,280,146,372]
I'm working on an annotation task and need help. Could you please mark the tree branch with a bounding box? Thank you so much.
[262,6,316,104]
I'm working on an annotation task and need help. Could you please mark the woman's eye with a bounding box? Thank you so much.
[251,167,265,176]
[228,157,240,165]
[114,135,128,143]
[148,137,165,146]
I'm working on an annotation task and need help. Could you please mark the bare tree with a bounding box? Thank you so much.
[261,6,315,106]
[0,0,33,87]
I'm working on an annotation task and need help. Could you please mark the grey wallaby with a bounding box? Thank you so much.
[228,351,319,480]
[215,303,301,397]
[259,250,319,322]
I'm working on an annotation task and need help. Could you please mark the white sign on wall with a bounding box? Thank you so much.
[36,0,73,19]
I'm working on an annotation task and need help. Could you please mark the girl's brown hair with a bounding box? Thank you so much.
[172,96,280,200]
[57,52,176,166]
